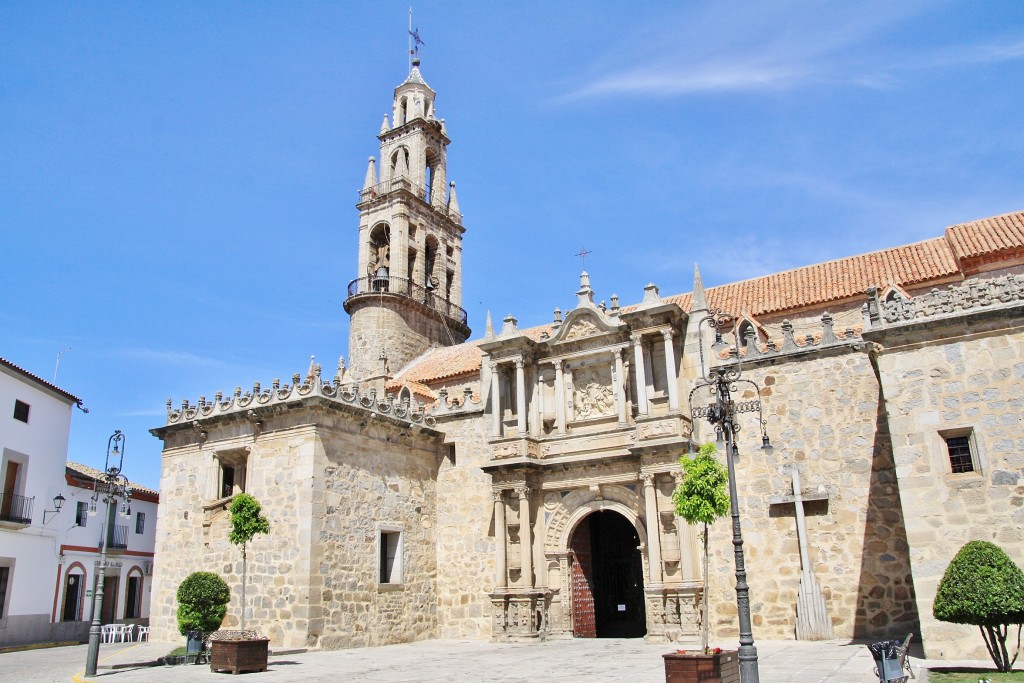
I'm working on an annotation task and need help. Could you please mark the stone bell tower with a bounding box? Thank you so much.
[344,57,471,387]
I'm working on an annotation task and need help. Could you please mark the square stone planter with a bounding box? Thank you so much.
[663,650,739,683]
[210,638,269,674]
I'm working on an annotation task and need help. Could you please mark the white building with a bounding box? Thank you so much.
[56,462,158,629]
[0,357,159,647]
[0,357,83,646]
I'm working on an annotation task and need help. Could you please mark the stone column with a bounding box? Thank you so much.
[614,349,628,426]
[554,360,566,435]
[490,362,502,438]
[515,358,527,436]
[517,486,533,588]
[494,490,507,588]
[662,329,679,412]
[534,367,546,437]
[642,474,663,584]
[632,333,649,416]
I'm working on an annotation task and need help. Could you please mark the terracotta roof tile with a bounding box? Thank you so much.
[66,461,159,498]
[699,237,960,317]
[945,210,1024,261]
[395,210,1022,385]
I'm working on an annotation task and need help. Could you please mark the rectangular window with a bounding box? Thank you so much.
[135,511,145,534]
[222,466,235,499]
[76,501,88,527]
[379,530,402,584]
[124,576,142,619]
[12,400,29,423]
[0,566,9,618]
[946,435,975,473]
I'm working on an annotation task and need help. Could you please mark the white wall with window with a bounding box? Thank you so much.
[0,357,81,646]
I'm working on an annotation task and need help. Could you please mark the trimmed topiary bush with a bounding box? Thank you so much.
[176,571,230,636]
[933,540,1024,672]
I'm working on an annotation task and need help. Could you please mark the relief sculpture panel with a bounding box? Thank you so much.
[571,365,615,420]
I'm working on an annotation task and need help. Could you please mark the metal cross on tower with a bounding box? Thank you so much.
[576,247,591,270]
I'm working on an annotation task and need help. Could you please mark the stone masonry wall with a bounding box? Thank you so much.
[432,408,496,639]
[348,300,468,382]
[699,349,919,643]
[150,419,317,649]
[874,323,1024,659]
[312,411,442,649]
[150,402,444,651]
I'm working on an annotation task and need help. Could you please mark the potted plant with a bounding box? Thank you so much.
[663,443,738,683]
[176,571,230,663]
[210,492,271,674]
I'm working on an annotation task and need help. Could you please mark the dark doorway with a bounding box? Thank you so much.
[62,572,83,621]
[570,510,646,638]
[100,576,119,624]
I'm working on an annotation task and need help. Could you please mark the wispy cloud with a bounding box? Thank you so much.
[557,2,1023,102]
[116,348,228,368]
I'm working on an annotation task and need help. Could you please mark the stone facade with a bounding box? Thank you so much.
[150,378,446,650]
[149,58,1024,663]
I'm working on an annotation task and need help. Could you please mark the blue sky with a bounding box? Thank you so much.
[3,1,1022,489]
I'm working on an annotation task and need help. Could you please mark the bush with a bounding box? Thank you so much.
[933,540,1024,672]
[176,571,230,636]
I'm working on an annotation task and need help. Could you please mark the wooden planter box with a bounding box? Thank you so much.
[210,638,269,674]
[663,650,739,683]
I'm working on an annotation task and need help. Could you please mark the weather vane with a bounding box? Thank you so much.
[576,246,592,271]
[408,7,425,70]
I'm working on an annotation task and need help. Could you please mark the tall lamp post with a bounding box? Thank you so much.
[84,430,133,678]
[688,311,773,683]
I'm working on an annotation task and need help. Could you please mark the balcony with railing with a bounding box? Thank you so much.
[0,493,33,525]
[99,524,129,550]
[357,177,462,225]
[345,275,468,327]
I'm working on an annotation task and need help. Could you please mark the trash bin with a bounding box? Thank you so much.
[867,639,905,682]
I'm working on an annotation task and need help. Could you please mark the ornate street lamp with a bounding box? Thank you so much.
[84,430,133,678]
[688,311,773,683]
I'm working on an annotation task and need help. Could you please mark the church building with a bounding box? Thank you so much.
[149,58,1024,660]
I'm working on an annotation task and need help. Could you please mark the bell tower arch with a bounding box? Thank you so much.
[345,57,470,387]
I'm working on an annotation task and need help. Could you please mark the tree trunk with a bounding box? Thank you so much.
[701,522,710,653]
[241,543,247,632]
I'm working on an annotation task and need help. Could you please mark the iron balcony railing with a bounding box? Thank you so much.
[0,493,34,524]
[346,275,468,327]
[99,524,129,550]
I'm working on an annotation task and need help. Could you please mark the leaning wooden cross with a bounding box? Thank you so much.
[768,464,834,640]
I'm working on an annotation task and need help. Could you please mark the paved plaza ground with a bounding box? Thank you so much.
[0,636,990,683]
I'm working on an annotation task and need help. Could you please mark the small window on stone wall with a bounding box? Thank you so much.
[941,429,978,474]
[379,528,403,585]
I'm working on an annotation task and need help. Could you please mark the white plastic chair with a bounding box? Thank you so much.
[119,624,135,642]
[136,625,150,642]
[101,624,117,643]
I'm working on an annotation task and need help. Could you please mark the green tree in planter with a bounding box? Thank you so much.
[671,442,730,652]
[228,493,270,631]
[176,571,230,635]
[933,540,1024,672]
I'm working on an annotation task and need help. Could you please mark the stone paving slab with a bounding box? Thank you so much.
[0,637,987,683]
